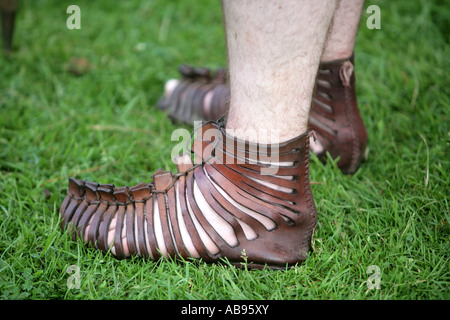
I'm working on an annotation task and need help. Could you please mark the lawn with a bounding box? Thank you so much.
[0,0,448,301]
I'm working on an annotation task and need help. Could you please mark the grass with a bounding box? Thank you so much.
[0,0,448,300]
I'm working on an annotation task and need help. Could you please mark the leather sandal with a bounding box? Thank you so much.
[158,55,367,174]
[158,64,228,124]
[59,119,317,269]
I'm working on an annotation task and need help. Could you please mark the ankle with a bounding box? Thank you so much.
[320,49,353,63]
[225,101,310,144]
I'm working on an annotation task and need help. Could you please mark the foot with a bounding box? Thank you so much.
[60,120,317,269]
[159,54,367,174]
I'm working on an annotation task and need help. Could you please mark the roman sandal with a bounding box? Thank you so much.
[59,118,317,269]
[158,55,367,174]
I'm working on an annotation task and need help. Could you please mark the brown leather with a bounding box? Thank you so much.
[158,55,367,174]
[158,64,228,124]
[309,55,367,174]
[60,120,317,269]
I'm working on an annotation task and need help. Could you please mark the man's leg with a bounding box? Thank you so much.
[161,0,365,123]
[321,0,365,62]
[223,0,337,143]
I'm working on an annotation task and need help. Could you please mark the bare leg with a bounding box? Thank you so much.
[321,0,365,62]
[223,0,337,143]
[162,0,364,123]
